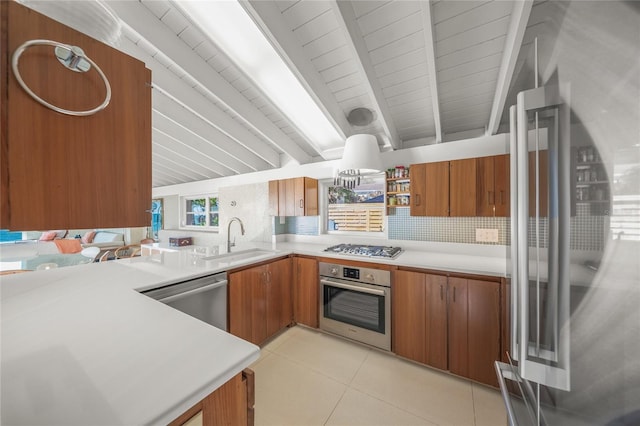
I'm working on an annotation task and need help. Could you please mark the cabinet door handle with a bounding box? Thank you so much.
[440,284,443,300]
[453,286,456,302]
[299,199,303,209]
[415,194,420,206]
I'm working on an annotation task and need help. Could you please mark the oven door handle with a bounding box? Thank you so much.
[320,279,387,296]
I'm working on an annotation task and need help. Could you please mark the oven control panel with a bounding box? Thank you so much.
[343,267,359,280]
[319,262,391,287]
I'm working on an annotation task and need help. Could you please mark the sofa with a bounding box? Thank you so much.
[22,230,126,249]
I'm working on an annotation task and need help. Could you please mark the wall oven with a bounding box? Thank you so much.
[319,262,391,351]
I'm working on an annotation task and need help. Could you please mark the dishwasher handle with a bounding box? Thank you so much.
[156,279,227,304]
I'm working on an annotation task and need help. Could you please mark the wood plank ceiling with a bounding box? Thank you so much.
[22,0,550,188]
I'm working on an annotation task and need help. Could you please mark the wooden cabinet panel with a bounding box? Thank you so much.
[303,177,318,216]
[448,277,469,378]
[425,161,450,216]
[477,155,510,217]
[529,150,548,217]
[229,267,263,345]
[426,274,448,370]
[395,269,503,387]
[229,258,292,346]
[269,177,318,216]
[293,257,319,328]
[467,279,500,387]
[284,179,296,217]
[409,163,427,216]
[393,270,447,369]
[449,159,477,217]
[276,180,285,217]
[1,1,151,230]
[477,156,496,217]
[494,154,510,217]
[502,280,511,363]
[268,257,293,332]
[393,270,427,364]
[170,370,254,426]
[268,180,279,216]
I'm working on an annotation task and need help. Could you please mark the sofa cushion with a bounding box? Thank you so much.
[92,232,124,243]
[81,231,97,244]
[39,231,58,241]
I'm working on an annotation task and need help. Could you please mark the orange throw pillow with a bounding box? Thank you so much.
[54,239,82,254]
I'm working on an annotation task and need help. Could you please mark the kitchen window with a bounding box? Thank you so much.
[182,195,219,230]
[321,177,386,235]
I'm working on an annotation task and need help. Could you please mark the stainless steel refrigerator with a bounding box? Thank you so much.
[495,1,640,425]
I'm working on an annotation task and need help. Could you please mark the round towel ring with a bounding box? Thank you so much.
[11,39,111,116]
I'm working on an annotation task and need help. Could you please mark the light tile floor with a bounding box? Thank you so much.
[250,325,507,426]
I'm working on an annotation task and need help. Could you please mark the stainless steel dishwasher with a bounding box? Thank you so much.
[142,272,228,331]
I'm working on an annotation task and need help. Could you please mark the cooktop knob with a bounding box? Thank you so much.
[365,273,375,282]
[331,267,339,276]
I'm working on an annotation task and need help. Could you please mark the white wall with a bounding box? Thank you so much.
[152,132,509,198]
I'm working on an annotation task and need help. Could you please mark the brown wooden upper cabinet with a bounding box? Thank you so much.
[411,155,512,217]
[477,154,510,217]
[449,158,477,217]
[268,177,318,216]
[410,162,450,216]
[1,1,152,230]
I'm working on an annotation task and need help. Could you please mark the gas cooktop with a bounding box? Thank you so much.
[324,244,403,259]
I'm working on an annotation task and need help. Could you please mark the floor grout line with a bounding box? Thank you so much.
[254,326,503,426]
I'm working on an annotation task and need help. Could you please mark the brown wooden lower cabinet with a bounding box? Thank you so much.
[394,270,501,387]
[448,277,501,387]
[170,369,255,426]
[393,270,447,369]
[229,257,292,346]
[292,256,319,328]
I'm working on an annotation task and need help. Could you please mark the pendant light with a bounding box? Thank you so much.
[335,134,383,188]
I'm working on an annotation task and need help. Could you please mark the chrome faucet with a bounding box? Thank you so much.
[227,217,245,252]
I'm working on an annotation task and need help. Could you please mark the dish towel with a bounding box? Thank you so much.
[54,239,82,254]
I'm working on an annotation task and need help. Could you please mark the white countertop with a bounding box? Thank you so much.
[1,255,261,426]
[7,239,595,425]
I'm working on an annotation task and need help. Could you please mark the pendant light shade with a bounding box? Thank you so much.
[338,134,382,176]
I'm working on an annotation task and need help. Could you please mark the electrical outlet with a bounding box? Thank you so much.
[476,228,499,243]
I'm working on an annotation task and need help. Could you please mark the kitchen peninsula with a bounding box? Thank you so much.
[1,239,515,424]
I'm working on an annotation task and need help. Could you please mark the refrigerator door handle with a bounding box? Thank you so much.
[514,85,571,392]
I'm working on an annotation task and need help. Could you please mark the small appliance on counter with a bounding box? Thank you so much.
[169,237,193,247]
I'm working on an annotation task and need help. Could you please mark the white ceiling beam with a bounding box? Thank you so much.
[152,150,214,183]
[152,160,199,185]
[153,91,272,172]
[487,0,534,135]
[108,1,312,164]
[243,1,351,142]
[331,1,401,150]
[152,130,230,177]
[420,1,443,144]
[151,110,254,175]
[117,37,282,168]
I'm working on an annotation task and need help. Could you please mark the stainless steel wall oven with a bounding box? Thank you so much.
[319,262,391,351]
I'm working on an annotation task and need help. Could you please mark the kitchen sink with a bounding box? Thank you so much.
[202,248,278,264]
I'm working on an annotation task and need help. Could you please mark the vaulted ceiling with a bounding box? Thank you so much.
[23,0,553,188]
